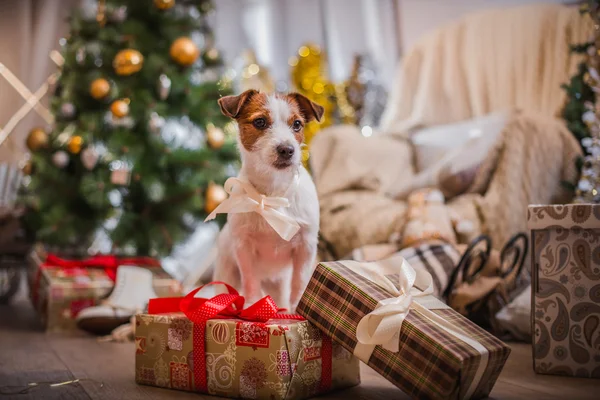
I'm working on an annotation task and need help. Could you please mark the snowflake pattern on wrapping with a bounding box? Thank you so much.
[146,331,165,360]
[170,361,192,390]
[241,357,268,389]
[236,322,270,348]
[168,328,183,351]
[137,367,156,385]
[169,317,193,341]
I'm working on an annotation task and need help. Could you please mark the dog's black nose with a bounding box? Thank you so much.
[276,144,295,160]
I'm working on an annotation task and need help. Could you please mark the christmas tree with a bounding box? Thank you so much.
[22,0,238,256]
[563,1,599,203]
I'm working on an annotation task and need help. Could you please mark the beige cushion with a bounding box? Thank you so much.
[388,112,508,199]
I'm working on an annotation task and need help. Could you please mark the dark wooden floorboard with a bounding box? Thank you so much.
[1,273,599,399]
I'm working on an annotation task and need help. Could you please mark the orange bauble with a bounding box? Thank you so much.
[206,125,225,149]
[154,0,175,10]
[67,136,83,154]
[170,37,200,66]
[26,128,48,152]
[90,78,110,100]
[110,99,130,118]
[204,182,227,214]
[113,49,144,76]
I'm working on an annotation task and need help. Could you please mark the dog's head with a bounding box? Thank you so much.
[218,90,324,171]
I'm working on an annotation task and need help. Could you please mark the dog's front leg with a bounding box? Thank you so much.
[235,245,261,303]
[290,239,317,310]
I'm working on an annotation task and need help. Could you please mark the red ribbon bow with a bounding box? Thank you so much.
[44,253,160,282]
[148,281,300,323]
[148,282,307,393]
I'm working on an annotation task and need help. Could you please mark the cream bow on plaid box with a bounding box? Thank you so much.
[347,256,490,400]
[204,177,300,241]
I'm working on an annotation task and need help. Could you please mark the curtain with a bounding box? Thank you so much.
[0,0,76,164]
[213,0,400,85]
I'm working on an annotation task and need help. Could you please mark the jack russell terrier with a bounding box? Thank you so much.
[206,89,324,311]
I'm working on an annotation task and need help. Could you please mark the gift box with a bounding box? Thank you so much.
[297,257,511,400]
[27,250,182,332]
[135,283,360,399]
[528,204,600,378]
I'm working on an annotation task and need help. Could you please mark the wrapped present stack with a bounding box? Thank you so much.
[528,204,600,378]
[135,283,360,399]
[297,257,511,400]
[27,248,182,332]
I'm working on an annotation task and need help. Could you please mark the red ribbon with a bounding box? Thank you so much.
[44,254,160,282]
[31,253,160,308]
[148,282,315,393]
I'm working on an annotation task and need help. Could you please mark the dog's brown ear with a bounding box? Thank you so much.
[218,89,258,119]
[288,93,325,123]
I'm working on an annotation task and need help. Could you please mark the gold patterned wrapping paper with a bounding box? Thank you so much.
[528,204,600,378]
[134,312,360,399]
[27,251,182,332]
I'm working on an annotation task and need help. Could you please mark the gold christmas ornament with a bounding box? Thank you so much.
[22,160,33,175]
[170,37,200,66]
[26,128,49,152]
[111,98,130,118]
[205,182,227,214]
[113,49,144,76]
[90,78,110,99]
[206,124,225,149]
[154,0,175,10]
[67,135,83,154]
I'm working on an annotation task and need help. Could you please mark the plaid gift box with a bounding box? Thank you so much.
[136,283,360,399]
[528,204,600,378]
[28,250,182,332]
[297,257,511,400]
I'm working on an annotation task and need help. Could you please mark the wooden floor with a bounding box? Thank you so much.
[1,280,599,400]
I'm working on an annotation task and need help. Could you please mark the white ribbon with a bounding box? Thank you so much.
[204,177,300,241]
[348,255,490,400]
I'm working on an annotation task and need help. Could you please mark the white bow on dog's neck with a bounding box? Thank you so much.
[204,174,300,241]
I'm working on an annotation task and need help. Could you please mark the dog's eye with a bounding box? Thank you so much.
[292,120,303,132]
[253,118,267,129]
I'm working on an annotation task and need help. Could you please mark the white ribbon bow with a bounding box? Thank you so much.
[204,177,300,241]
[354,256,436,353]
[348,255,490,400]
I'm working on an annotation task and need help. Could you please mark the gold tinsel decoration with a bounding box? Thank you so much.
[205,182,227,214]
[289,44,335,163]
[67,135,83,154]
[90,78,111,100]
[154,0,175,10]
[336,55,366,125]
[111,98,130,118]
[113,49,144,76]
[170,37,200,66]
[26,128,49,152]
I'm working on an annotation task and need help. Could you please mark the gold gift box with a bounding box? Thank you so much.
[135,312,360,399]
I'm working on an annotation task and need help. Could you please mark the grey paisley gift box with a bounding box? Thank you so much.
[528,204,600,378]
